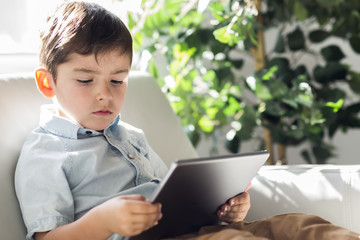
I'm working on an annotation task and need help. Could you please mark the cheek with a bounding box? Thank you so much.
[59,88,92,109]
[115,85,127,100]
[114,89,127,108]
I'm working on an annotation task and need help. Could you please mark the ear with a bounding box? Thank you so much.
[35,68,55,98]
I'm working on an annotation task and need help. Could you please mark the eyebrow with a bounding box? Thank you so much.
[73,68,129,75]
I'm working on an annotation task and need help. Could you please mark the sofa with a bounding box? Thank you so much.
[0,71,359,239]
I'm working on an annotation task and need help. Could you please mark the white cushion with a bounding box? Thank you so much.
[122,71,198,166]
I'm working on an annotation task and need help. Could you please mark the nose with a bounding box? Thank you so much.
[96,82,112,101]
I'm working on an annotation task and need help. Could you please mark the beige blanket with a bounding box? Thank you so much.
[163,213,360,240]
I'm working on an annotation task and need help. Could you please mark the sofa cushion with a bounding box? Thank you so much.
[0,71,198,239]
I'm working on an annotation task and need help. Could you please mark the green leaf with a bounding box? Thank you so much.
[313,63,347,83]
[311,143,334,164]
[184,125,200,147]
[206,107,220,119]
[349,71,360,94]
[294,1,308,21]
[148,59,159,79]
[326,99,344,113]
[309,30,330,43]
[287,120,305,140]
[264,101,285,116]
[164,0,185,15]
[256,82,273,100]
[267,58,289,72]
[274,32,285,53]
[143,9,171,34]
[246,76,273,100]
[232,59,244,69]
[325,62,347,80]
[296,93,313,108]
[321,45,345,62]
[173,43,197,67]
[349,36,360,54]
[318,88,346,102]
[209,1,226,21]
[132,32,144,51]
[225,130,241,153]
[213,26,238,47]
[282,92,299,109]
[309,110,326,125]
[223,97,241,116]
[287,27,305,51]
[170,98,186,115]
[262,66,278,81]
[316,0,339,7]
[229,85,243,99]
[237,105,257,140]
[313,65,328,84]
[301,150,313,164]
[176,10,203,28]
[202,70,216,83]
[198,116,215,133]
[269,79,288,98]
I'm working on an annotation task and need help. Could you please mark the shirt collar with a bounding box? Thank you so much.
[39,104,120,139]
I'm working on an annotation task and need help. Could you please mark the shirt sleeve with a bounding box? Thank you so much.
[15,131,75,240]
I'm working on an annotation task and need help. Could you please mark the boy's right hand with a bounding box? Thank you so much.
[94,194,162,237]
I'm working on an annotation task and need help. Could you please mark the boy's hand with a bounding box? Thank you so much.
[217,183,251,223]
[95,195,162,237]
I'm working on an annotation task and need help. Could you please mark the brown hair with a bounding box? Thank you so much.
[39,1,133,79]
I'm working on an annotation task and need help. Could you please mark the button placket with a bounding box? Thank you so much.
[104,132,145,185]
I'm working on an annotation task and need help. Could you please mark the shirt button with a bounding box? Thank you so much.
[86,131,92,135]
[127,153,134,159]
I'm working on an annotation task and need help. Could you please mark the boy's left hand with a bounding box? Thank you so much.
[217,183,251,223]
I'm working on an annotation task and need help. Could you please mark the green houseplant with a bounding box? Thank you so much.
[126,0,360,164]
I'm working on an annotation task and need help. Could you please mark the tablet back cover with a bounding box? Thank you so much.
[130,151,269,240]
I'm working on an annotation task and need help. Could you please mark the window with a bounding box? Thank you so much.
[0,0,140,73]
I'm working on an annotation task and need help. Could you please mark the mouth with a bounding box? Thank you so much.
[93,110,113,116]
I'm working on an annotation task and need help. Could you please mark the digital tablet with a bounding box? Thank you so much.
[130,151,269,240]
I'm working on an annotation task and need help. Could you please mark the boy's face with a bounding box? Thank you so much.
[52,50,131,131]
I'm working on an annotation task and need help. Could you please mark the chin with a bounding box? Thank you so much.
[81,117,116,132]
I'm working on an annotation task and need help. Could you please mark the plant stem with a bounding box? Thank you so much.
[249,0,278,164]
[277,144,287,165]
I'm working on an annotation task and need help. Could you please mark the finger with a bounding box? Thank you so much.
[129,211,162,230]
[226,204,250,216]
[127,201,162,215]
[217,203,230,218]
[229,192,250,206]
[120,194,147,201]
[220,205,248,221]
[218,202,250,222]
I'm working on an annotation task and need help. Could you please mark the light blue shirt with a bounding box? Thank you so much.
[15,105,168,240]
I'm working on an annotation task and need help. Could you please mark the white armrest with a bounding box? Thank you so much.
[247,165,360,233]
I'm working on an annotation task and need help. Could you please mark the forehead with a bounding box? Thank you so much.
[59,51,132,73]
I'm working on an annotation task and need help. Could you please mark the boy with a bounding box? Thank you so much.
[15,2,250,240]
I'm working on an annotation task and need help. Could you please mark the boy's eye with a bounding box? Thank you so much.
[77,79,92,84]
[111,80,123,84]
